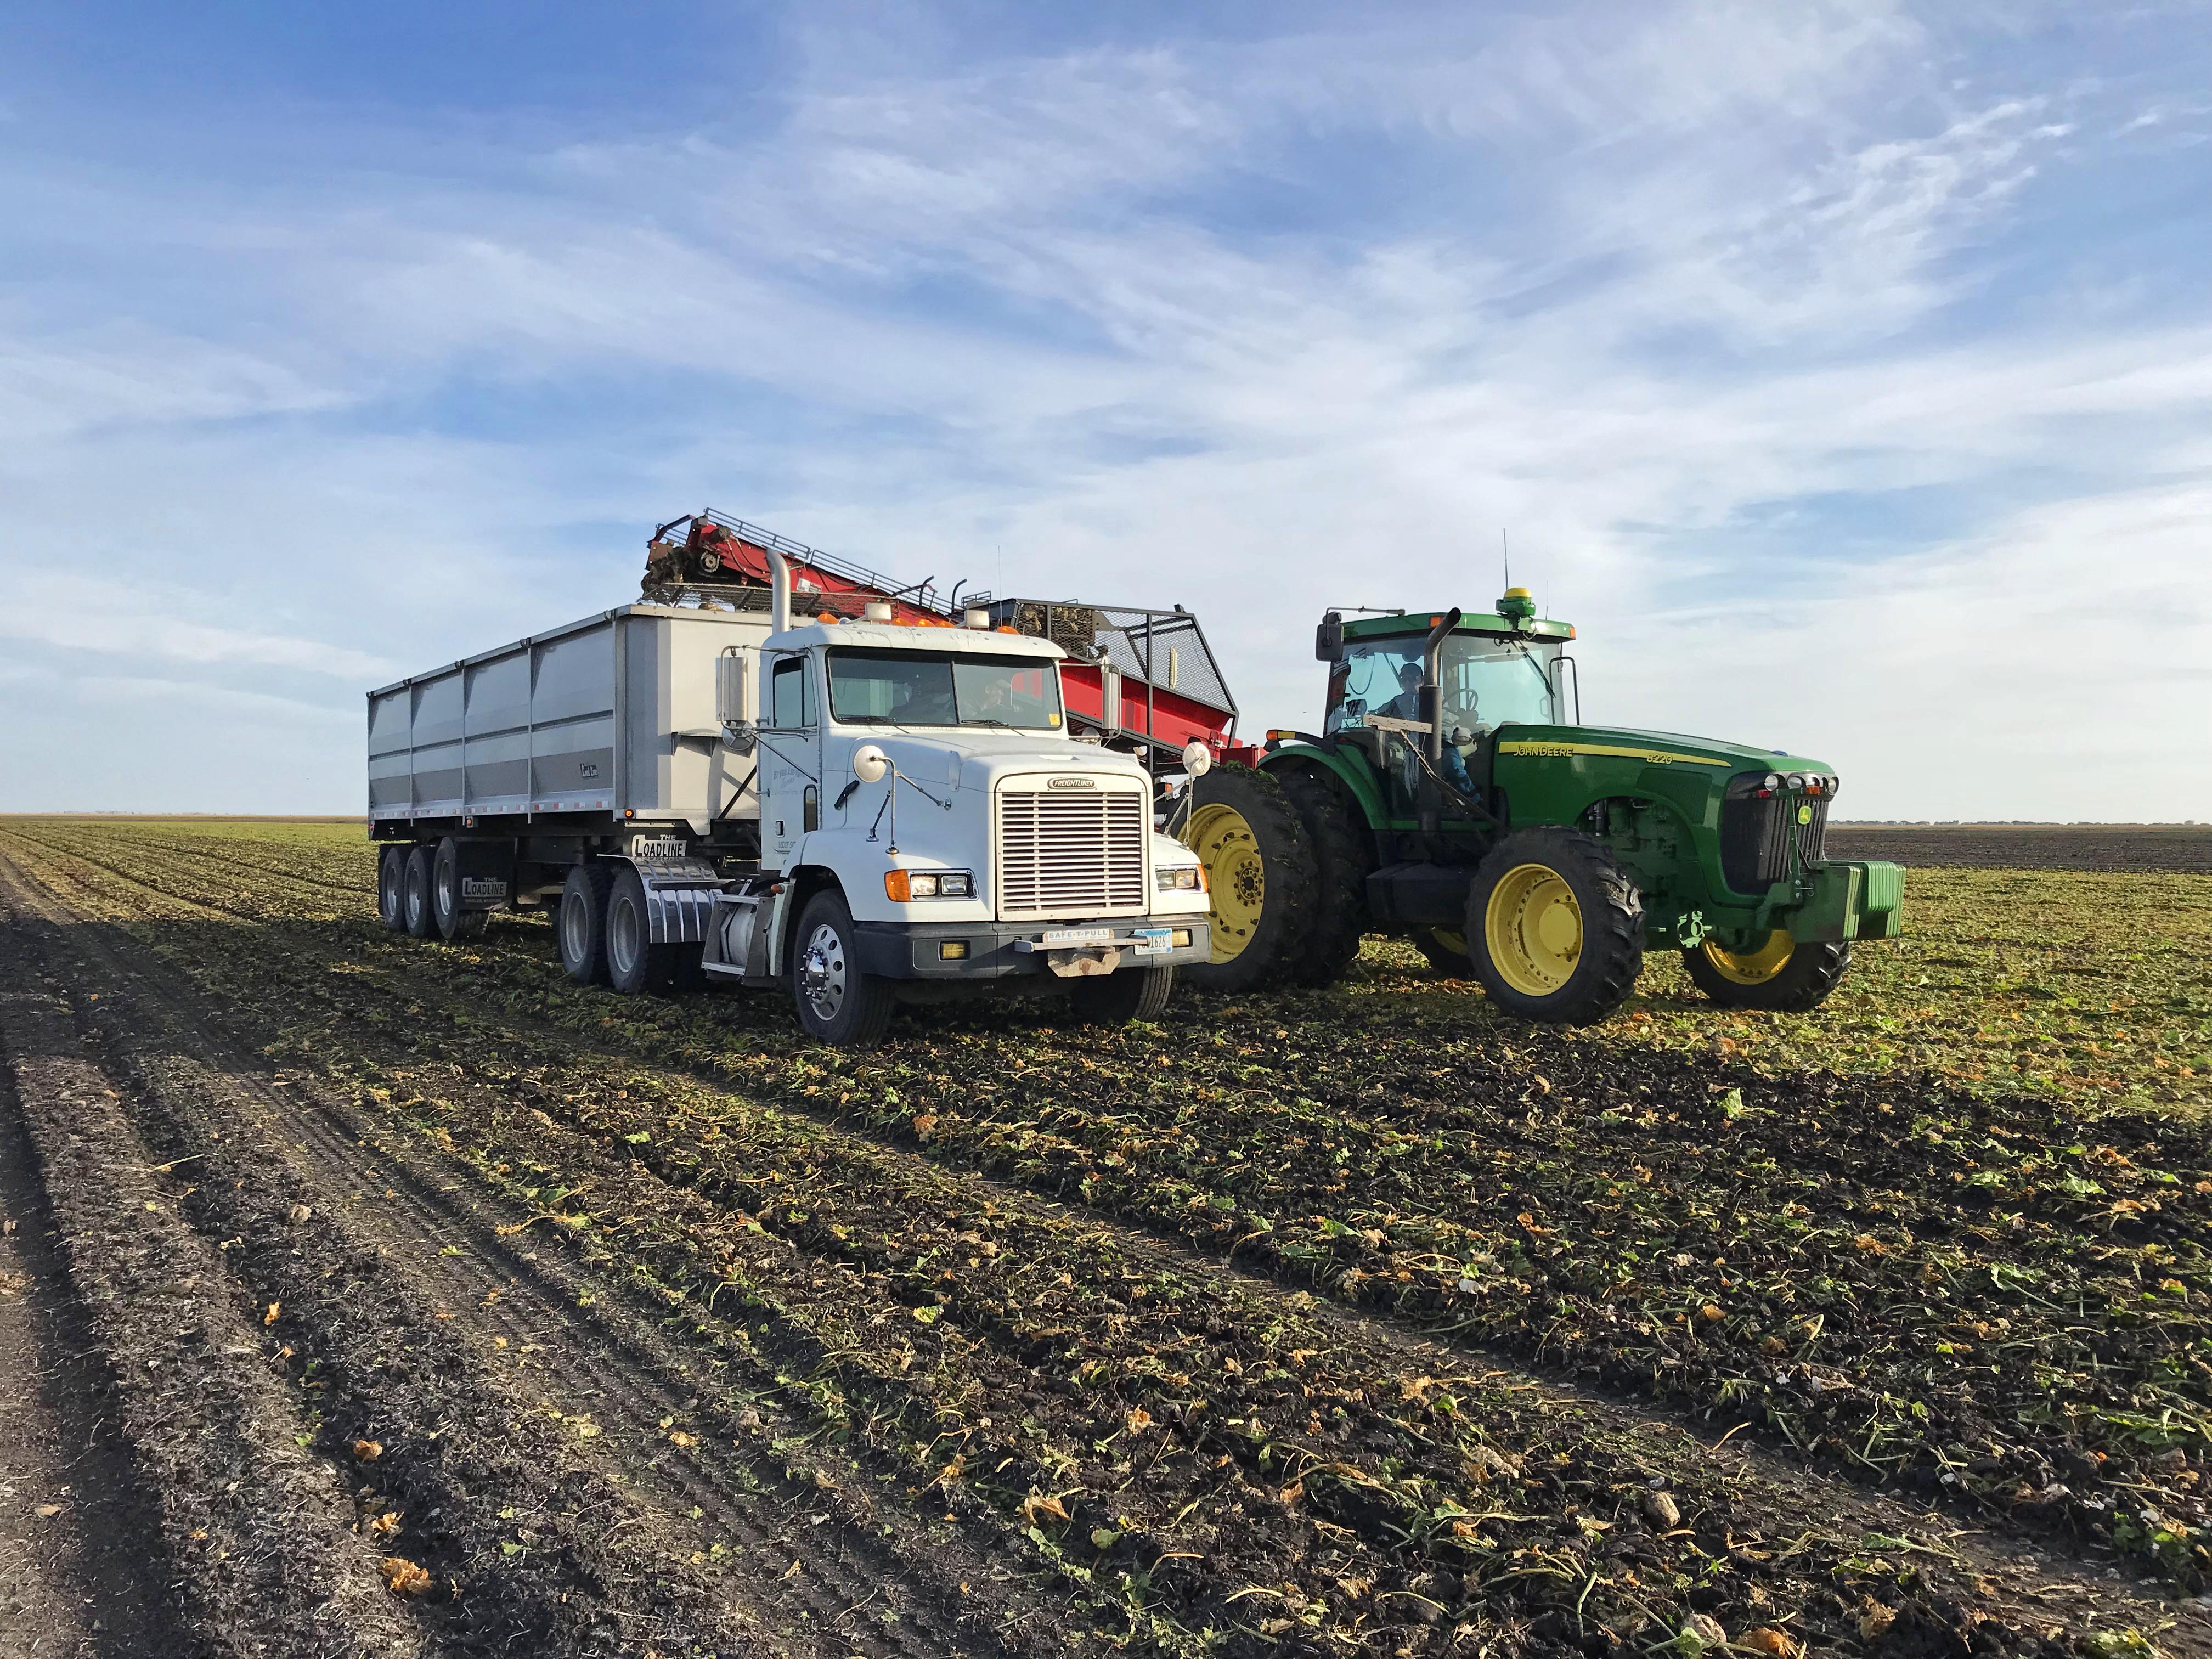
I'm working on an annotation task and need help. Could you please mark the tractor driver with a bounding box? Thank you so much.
[1377,662,1425,723]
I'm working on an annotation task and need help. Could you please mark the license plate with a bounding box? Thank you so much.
[1041,927,1113,947]
[631,837,687,861]
[1131,927,1172,955]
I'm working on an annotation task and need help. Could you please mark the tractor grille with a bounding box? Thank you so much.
[997,788,1148,917]
[1720,795,1830,893]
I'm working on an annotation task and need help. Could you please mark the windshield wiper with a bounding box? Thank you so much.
[961,716,1019,729]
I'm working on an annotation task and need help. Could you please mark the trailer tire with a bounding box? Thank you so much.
[791,891,894,1048]
[1276,764,1373,988]
[376,845,407,931]
[1466,828,1644,1026]
[1684,933,1851,1013]
[1180,764,1318,994]
[558,862,616,985]
[606,867,675,995]
[1068,965,1175,1025]
[431,838,490,942]
[402,845,437,939]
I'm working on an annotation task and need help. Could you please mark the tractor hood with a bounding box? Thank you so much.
[1495,723,1829,777]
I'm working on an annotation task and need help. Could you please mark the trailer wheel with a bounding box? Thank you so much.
[431,839,490,943]
[791,891,894,1048]
[1465,828,1644,1025]
[1276,765,1373,988]
[402,845,437,939]
[1412,928,1475,978]
[558,862,615,985]
[1180,764,1318,994]
[376,846,407,931]
[605,867,675,995]
[1684,932,1851,1013]
[1068,964,1175,1025]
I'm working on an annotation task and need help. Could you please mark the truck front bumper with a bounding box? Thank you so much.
[852,916,1212,981]
[1786,860,1905,944]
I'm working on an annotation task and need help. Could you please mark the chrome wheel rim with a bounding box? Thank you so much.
[798,922,847,1021]
[561,889,588,963]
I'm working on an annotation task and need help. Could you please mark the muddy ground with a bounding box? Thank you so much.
[1,821,2209,1657]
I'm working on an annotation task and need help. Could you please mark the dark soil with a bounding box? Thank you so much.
[1826,826,2212,873]
[2,825,2209,1657]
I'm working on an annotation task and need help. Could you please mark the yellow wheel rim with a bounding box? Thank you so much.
[1187,802,1266,964]
[1701,929,1795,985]
[1482,862,1583,996]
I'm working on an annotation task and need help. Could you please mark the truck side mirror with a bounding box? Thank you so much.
[1314,610,1344,662]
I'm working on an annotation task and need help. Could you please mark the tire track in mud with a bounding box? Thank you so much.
[6,832,2208,1655]
[0,848,1058,1659]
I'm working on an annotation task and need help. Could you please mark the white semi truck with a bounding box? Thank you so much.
[367,537,1215,1046]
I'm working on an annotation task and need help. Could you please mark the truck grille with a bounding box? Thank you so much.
[1720,795,1829,893]
[997,789,1148,916]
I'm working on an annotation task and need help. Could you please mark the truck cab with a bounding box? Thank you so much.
[706,613,1212,1043]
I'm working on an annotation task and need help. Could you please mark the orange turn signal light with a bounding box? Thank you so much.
[884,870,913,901]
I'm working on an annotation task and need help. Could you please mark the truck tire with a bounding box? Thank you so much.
[558,862,615,985]
[1068,964,1175,1025]
[402,844,437,939]
[376,845,407,931]
[605,867,674,995]
[1412,928,1475,978]
[1684,933,1851,1013]
[431,838,490,943]
[1276,764,1373,988]
[791,891,895,1048]
[1180,764,1318,994]
[1465,827,1644,1025]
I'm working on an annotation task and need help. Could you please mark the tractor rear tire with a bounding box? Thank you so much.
[559,862,616,985]
[1068,964,1176,1025]
[1180,764,1318,994]
[1684,933,1851,1013]
[1412,928,1475,978]
[1276,764,1373,988]
[1466,827,1644,1025]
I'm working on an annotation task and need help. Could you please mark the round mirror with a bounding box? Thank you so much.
[851,744,890,783]
[1181,740,1214,778]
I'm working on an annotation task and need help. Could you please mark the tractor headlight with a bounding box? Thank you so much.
[1763,772,1781,791]
[1785,772,1805,791]
[886,870,973,901]
[1827,774,1841,797]
[1156,865,1203,891]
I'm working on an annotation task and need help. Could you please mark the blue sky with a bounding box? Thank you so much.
[3,1,2209,819]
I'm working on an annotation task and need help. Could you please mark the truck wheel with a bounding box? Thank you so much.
[431,838,490,943]
[558,862,615,985]
[791,891,894,1048]
[376,845,407,931]
[1276,765,1373,988]
[1068,965,1175,1025]
[1180,764,1318,994]
[402,845,437,939]
[1684,932,1851,1013]
[1466,828,1644,1025]
[605,867,674,995]
[1413,928,1475,978]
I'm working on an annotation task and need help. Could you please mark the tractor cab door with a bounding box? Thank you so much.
[1325,636,1425,818]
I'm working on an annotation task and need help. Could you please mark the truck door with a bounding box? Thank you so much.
[758,652,821,867]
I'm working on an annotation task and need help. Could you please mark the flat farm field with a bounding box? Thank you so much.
[2,817,2210,1659]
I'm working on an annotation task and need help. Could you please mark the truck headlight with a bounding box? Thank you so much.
[1156,866,1202,891]
[886,870,974,901]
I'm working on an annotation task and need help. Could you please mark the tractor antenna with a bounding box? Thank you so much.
[1502,529,1511,591]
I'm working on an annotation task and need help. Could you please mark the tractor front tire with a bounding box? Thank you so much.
[1276,764,1374,988]
[1684,933,1850,1013]
[1412,928,1475,978]
[1068,965,1176,1025]
[1180,764,1318,994]
[1466,828,1644,1025]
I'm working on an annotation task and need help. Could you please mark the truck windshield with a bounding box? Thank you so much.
[827,648,1064,731]
[1325,634,1560,735]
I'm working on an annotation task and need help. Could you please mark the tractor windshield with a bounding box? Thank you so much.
[1326,633,1561,735]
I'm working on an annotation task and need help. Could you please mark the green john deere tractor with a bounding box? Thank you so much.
[1179,588,1904,1024]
